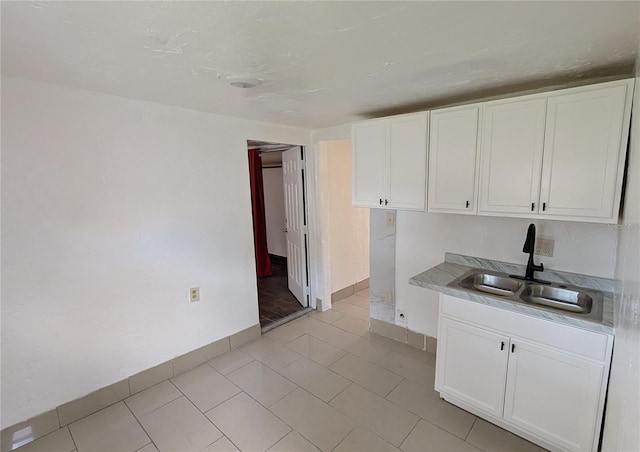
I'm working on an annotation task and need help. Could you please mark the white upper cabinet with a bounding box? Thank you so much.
[428,105,480,214]
[477,79,633,223]
[352,78,633,222]
[539,83,631,221]
[478,98,547,216]
[352,119,387,207]
[352,112,428,210]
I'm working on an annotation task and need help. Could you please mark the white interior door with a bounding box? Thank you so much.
[282,147,307,307]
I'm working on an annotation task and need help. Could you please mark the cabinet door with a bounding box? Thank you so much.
[479,98,547,216]
[387,112,428,211]
[437,317,510,418]
[539,83,631,222]
[352,120,386,207]
[428,106,479,213]
[504,339,604,452]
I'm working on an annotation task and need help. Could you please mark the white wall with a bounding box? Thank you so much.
[310,126,352,307]
[262,167,287,257]
[602,50,640,451]
[327,139,369,292]
[0,77,310,428]
[318,139,369,297]
[395,213,620,337]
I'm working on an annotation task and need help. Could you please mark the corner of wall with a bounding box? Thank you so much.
[602,36,640,452]
[369,209,397,324]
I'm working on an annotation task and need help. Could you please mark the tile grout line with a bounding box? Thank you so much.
[326,381,354,405]
[60,395,130,429]
[65,425,80,452]
[221,435,242,452]
[288,382,360,452]
[200,433,230,451]
[284,335,349,368]
[264,426,294,452]
[235,365,300,410]
[121,395,156,451]
[328,379,416,451]
[372,349,393,365]
[465,416,478,441]
[206,355,256,376]
[338,351,409,384]
[230,388,300,447]
[383,372,406,398]
[267,426,319,452]
[398,415,422,450]
[168,366,243,416]
[127,380,183,421]
[66,425,80,452]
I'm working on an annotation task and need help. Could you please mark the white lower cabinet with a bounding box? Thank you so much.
[436,295,613,452]
[437,318,509,417]
[503,339,605,452]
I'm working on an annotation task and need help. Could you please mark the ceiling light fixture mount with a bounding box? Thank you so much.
[225,76,262,89]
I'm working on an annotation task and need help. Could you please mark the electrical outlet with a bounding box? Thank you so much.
[535,238,555,257]
[384,291,393,303]
[397,309,407,324]
[386,212,395,227]
[190,287,200,302]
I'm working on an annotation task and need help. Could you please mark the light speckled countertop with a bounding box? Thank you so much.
[409,253,614,334]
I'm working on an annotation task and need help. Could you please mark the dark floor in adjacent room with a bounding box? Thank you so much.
[257,258,306,328]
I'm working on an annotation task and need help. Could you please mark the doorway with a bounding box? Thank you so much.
[247,140,311,331]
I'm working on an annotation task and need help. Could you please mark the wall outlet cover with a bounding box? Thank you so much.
[384,291,393,303]
[190,287,200,302]
[535,238,555,257]
[396,309,407,324]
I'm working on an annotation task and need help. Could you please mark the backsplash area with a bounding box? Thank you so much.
[394,212,619,337]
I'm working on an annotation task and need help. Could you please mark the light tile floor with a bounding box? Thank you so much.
[17,289,547,452]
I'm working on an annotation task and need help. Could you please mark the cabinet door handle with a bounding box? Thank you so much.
[500,341,505,351]
[466,201,470,208]
[531,203,535,212]
[379,198,383,205]
[385,199,388,205]
[511,343,516,353]
[542,202,546,211]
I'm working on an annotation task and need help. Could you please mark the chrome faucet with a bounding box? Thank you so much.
[511,223,546,282]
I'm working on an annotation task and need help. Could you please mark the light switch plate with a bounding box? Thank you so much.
[384,291,393,303]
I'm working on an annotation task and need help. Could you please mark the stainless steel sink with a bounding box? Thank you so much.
[458,273,522,296]
[447,269,603,322]
[520,285,592,314]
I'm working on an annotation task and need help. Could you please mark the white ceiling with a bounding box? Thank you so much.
[2,1,638,129]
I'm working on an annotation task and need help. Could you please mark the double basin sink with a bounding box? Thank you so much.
[447,269,603,322]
